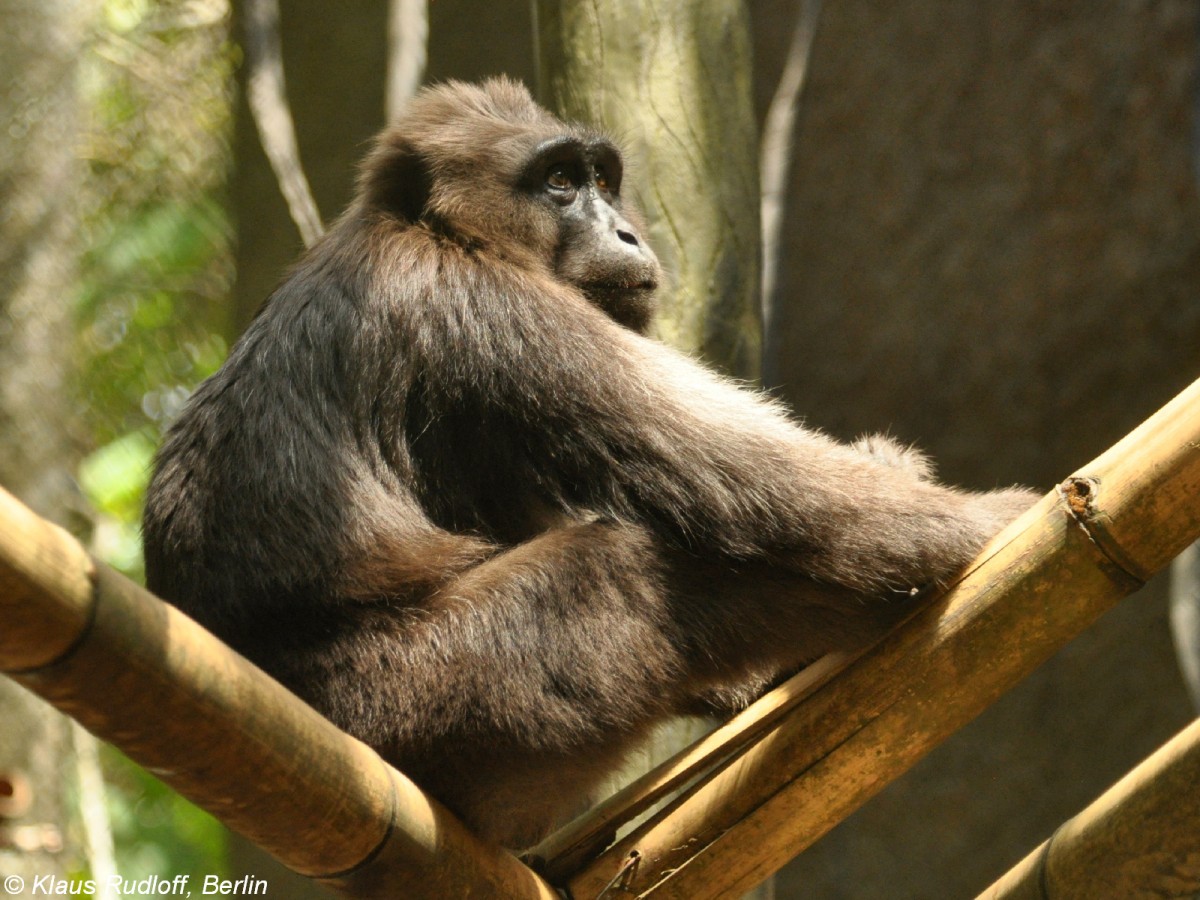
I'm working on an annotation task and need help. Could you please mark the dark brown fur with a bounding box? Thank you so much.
[143,78,1035,849]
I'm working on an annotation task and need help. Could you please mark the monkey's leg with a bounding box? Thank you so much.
[282,519,896,847]
[311,521,685,845]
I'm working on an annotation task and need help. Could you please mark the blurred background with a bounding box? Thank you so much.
[1,1,1198,897]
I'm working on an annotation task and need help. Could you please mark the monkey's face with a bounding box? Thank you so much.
[361,80,661,332]
[522,135,660,332]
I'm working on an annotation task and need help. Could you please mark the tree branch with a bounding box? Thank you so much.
[242,0,324,248]
[760,0,822,383]
[385,0,428,121]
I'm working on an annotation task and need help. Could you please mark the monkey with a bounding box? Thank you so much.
[142,77,1037,850]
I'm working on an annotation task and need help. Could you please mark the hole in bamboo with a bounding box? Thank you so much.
[1062,476,1099,519]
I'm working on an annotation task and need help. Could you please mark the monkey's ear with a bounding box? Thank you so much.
[358,135,432,224]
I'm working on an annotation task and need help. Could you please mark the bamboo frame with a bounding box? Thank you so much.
[0,488,557,899]
[977,717,1200,900]
[0,375,1197,898]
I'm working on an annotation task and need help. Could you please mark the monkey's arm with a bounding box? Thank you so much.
[590,325,1033,593]
[403,256,1036,597]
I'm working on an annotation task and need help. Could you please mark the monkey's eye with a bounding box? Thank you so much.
[593,165,610,192]
[546,165,574,192]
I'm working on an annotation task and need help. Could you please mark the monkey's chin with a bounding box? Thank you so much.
[583,283,657,333]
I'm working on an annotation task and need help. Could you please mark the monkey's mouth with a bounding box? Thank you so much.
[580,279,658,300]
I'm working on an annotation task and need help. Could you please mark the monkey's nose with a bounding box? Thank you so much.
[616,229,640,247]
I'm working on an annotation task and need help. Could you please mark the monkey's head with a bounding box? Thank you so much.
[359,78,661,332]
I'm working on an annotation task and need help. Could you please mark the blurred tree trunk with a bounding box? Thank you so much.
[537,0,763,380]
[537,3,771,897]
[0,0,96,891]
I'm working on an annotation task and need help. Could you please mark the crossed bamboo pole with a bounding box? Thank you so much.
[978,716,1200,900]
[1,375,1198,898]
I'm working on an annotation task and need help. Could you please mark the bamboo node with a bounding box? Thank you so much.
[1056,476,1147,589]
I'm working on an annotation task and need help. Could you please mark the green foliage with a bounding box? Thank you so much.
[77,0,234,453]
[101,745,229,881]
[78,429,157,577]
[76,0,233,581]
[104,0,155,34]
[77,195,229,452]
[73,0,237,879]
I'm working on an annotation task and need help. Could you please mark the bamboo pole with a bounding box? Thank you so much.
[977,717,1200,900]
[565,375,1200,899]
[0,488,557,900]
[526,650,856,881]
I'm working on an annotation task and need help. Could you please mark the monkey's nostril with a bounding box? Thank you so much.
[616,229,639,247]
